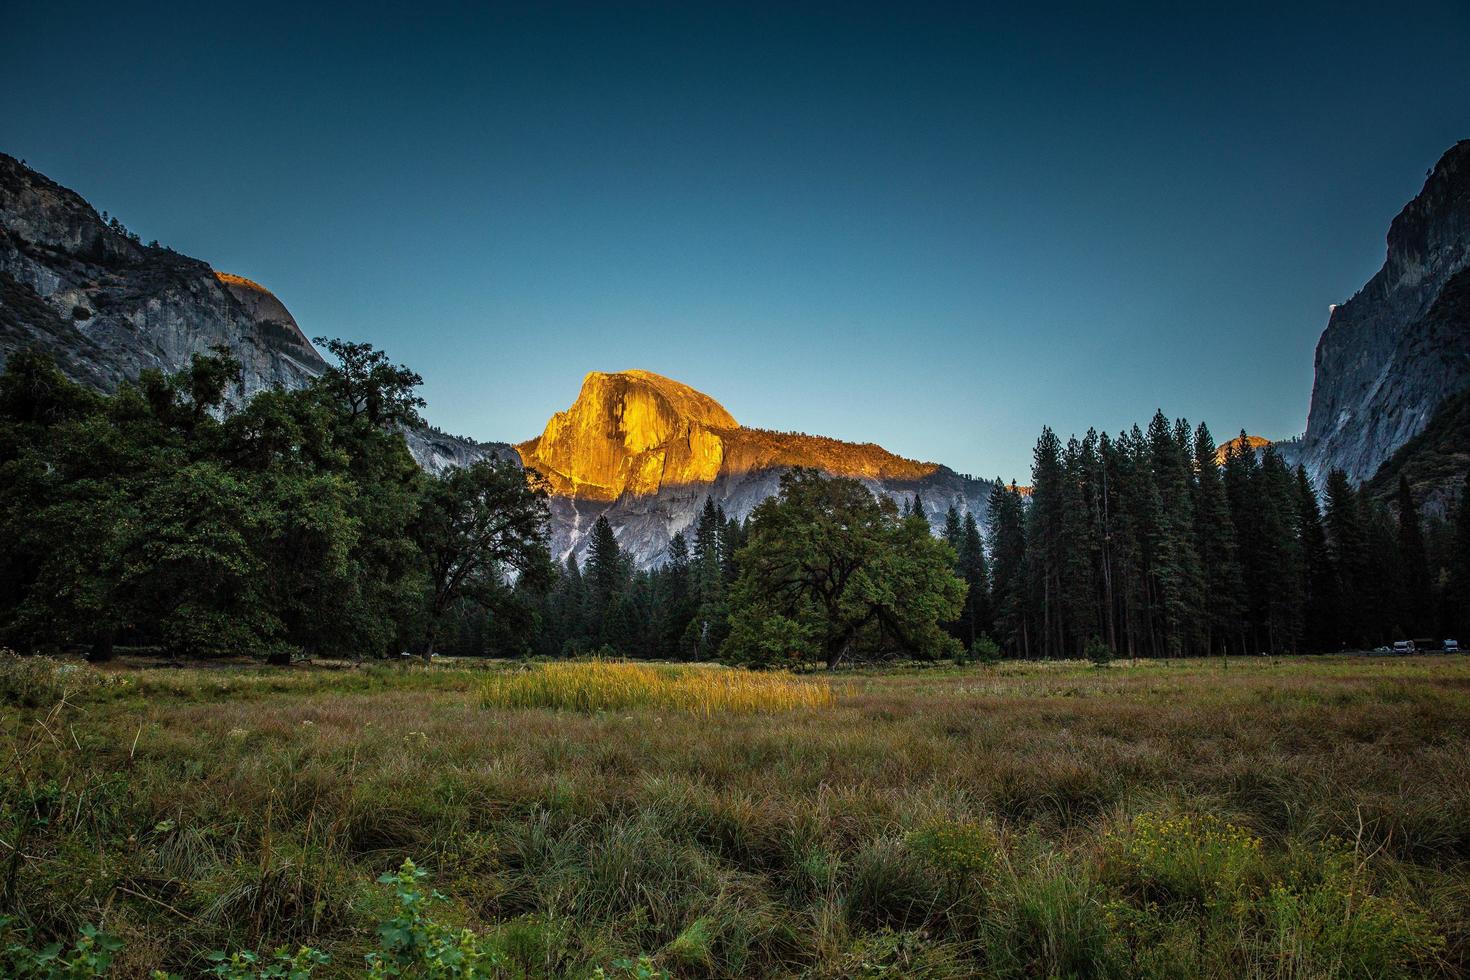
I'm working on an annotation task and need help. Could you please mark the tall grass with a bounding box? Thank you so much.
[1,654,1466,976]
[480,660,835,714]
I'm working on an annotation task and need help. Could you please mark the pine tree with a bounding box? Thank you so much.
[719,512,744,586]
[1059,436,1099,655]
[1451,472,1470,640]
[1026,428,1066,658]
[1255,447,1304,654]
[987,479,1029,657]
[1395,475,1432,636]
[550,556,589,654]
[1191,423,1246,659]
[955,510,992,648]
[1145,413,1205,658]
[1325,469,1370,648]
[1295,468,1338,653]
[685,498,728,658]
[1222,433,1264,650]
[656,532,694,657]
[944,505,963,552]
[584,515,625,646]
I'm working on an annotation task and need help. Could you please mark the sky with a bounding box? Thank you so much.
[4,2,1469,482]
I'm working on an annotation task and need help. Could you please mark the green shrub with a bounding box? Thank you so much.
[1086,637,1113,668]
[1100,812,1265,911]
[365,859,507,978]
[205,946,330,979]
[906,819,1001,884]
[591,956,669,980]
[971,634,1002,665]
[1264,842,1444,979]
[0,653,129,707]
[0,918,123,979]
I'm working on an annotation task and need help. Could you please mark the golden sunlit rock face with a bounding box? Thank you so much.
[1215,434,1271,465]
[212,271,318,356]
[516,369,939,501]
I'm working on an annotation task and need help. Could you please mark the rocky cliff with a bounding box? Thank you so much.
[0,152,507,473]
[0,152,327,397]
[1299,140,1470,487]
[518,370,995,566]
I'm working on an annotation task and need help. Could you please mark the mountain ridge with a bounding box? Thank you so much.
[517,368,993,566]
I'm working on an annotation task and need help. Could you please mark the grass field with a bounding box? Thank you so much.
[2,654,1468,978]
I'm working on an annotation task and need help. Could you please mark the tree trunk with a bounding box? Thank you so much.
[422,626,437,664]
[826,635,851,671]
[87,630,115,664]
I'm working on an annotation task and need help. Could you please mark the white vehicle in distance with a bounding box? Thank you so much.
[1392,639,1415,655]
[1446,639,1461,653]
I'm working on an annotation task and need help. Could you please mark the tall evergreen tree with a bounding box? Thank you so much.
[1451,472,1470,640]
[1058,436,1100,655]
[584,515,625,644]
[944,505,964,552]
[1026,427,1066,658]
[955,511,992,647]
[656,532,694,657]
[987,479,1030,657]
[1191,423,1246,658]
[548,556,589,655]
[1255,447,1305,654]
[1143,412,1204,658]
[685,498,728,657]
[1395,475,1432,636]
[1295,468,1338,653]
[1325,469,1370,648]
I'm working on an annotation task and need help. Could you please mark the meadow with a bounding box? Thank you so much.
[2,653,1467,978]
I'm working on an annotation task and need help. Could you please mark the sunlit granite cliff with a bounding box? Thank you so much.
[518,370,994,566]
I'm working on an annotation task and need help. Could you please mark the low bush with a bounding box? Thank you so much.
[1100,812,1266,910]
[0,652,130,708]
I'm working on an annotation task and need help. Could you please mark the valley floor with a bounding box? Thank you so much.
[3,655,1468,977]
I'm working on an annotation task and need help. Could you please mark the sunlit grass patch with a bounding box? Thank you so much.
[480,660,835,715]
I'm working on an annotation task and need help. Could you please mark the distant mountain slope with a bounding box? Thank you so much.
[0,152,508,473]
[518,370,995,566]
[1364,386,1470,514]
[1299,140,1470,486]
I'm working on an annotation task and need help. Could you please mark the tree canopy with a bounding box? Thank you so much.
[722,469,965,668]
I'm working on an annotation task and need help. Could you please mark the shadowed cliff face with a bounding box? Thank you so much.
[1300,140,1470,487]
[0,151,326,397]
[0,152,509,474]
[518,370,991,567]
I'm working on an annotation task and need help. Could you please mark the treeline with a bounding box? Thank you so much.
[440,499,748,660]
[985,412,1470,659]
[441,482,990,667]
[0,345,551,662]
[6,345,1466,667]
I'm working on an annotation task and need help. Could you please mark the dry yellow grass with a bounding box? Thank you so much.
[480,659,834,714]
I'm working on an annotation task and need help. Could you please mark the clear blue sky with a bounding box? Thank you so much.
[5,2,1468,482]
